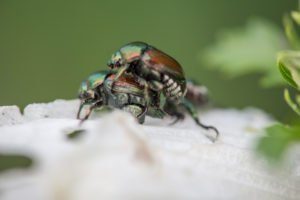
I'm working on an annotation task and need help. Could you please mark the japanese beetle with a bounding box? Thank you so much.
[77,70,164,124]
[77,70,108,121]
[107,41,186,103]
[77,70,219,141]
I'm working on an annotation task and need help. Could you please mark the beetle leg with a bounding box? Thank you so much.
[140,80,151,108]
[107,64,130,100]
[181,98,219,142]
[142,83,165,121]
[163,100,185,125]
[113,64,129,81]
[103,76,117,100]
[168,114,184,125]
[137,106,148,124]
[146,89,166,119]
[149,80,163,91]
[77,101,88,119]
[169,114,184,125]
[122,104,146,124]
[79,101,103,125]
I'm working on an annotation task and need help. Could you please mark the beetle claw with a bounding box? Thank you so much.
[168,116,183,125]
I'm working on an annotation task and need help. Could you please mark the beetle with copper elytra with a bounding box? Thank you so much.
[107,41,186,104]
[76,41,219,141]
[107,42,218,139]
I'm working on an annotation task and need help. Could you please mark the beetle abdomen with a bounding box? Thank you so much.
[141,47,186,102]
[162,74,186,102]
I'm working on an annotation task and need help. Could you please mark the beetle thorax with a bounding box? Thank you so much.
[120,44,145,63]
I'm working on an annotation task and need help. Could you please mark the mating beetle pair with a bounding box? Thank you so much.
[77,42,219,141]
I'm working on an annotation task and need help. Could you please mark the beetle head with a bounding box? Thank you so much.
[107,51,123,69]
[77,81,97,120]
[78,81,96,104]
[78,70,111,104]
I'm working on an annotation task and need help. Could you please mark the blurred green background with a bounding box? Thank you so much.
[0,0,296,120]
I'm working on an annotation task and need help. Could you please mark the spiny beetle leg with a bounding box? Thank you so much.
[181,99,219,142]
[77,101,87,119]
[122,104,146,124]
[79,103,101,126]
[163,100,185,125]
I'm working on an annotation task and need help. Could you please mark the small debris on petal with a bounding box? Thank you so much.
[65,129,86,140]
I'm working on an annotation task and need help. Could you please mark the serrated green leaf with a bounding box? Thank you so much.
[201,18,285,87]
[278,50,300,89]
[284,89,300,116]
[256,123,300,163]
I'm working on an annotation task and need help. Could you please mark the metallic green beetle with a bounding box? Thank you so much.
[77,70,219,141]
[107,41,186,104]
[77,70,164,124]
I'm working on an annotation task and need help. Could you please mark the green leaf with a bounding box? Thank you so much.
[201,18,286,87]
[284,89,300,116]
[296,94,300,105]
[278,59,298,89]
[0,153,33,173]
[278,50,300,89]
[256,123,300,163]
[284,14,300,49]
[291,11,300,25]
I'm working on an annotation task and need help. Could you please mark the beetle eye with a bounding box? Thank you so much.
[82,92,89,99]
[115,61,121,67]
[80,91,94,100]
[116,58,124,67]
